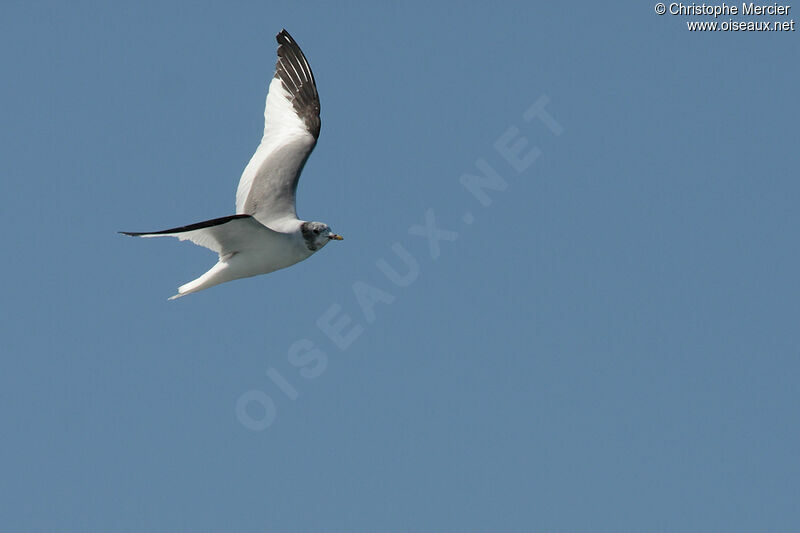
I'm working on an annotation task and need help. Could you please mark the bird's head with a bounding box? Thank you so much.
[301,221,343,251]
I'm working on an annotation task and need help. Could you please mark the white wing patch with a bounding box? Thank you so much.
[235,78,316,225]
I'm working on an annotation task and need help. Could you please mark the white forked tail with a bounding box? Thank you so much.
[168,261,232,300]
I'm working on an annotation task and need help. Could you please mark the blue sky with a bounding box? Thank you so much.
[2,1,798,531]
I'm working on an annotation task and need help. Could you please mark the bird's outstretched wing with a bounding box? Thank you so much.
[236,29,321,228]
[121,214,285,257]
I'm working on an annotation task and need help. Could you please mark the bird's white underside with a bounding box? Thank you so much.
[137,216,312,299]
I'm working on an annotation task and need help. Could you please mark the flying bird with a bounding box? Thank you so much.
[122,30,342,300]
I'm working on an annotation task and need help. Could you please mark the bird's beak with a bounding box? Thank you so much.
[329,234,343,241]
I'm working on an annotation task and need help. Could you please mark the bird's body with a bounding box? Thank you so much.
[122,30,342,299]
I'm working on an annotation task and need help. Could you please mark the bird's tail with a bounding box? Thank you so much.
[168,261,231,301]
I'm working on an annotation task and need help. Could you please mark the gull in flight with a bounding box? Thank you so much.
[122,30,342,300]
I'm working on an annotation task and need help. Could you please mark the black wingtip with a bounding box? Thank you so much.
[276,29,293,44]
[272,28,321,139]
[119,214,252,238]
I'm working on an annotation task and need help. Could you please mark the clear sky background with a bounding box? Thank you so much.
[1,1,798,531]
